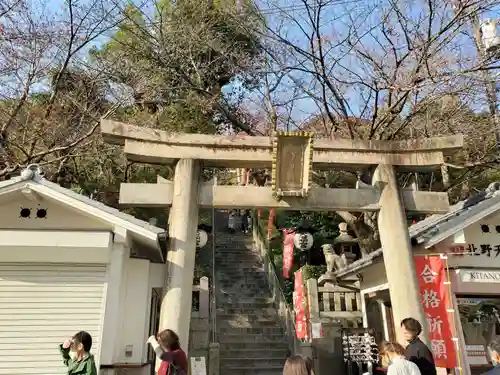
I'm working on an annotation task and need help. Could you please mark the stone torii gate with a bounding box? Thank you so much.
[100,119,463,348]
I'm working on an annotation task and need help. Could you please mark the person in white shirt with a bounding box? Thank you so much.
[381,341,422,375]
[227,210,235,233]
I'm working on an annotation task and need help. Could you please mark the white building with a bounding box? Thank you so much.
[335,183,500,375]
[0,166,167,375]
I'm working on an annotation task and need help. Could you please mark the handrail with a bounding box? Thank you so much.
[210,178,217,343]
[252,211,302,354]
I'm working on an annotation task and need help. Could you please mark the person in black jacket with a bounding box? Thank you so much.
[401,318,437,375]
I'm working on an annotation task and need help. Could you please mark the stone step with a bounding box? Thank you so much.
[215,251,258,256]
[221,357,286,368]
[218,290,271,296]
[218,271,266,276]
[218,302,275,308]
[218,282,269,289]
[215,258,262,263]
[219,274,266,278]
[221,370,282,375]
[216,245,256,248]
[217,313,281,322]
[217,270,266,276]
[219,342,289,351]
[215,258,263,263]
[218,288,270,294]
[217,262,262,268]
[219,281,270,288]
[218,293,272,300]
[216,307,278,315]
[217,320,281,329]
[216,261,262,266]
[218,303,276,310]
[216,260,262,265]
[215,245,258,249]
[218,299,274,305]
[215,241,254,249]
[218,268,265,273]
[219,290,271,296]
[218,276,268,283]
[218,326,284,334]
[220,348,290,358]
[218,333,287,343]
[215,235,289,373]
[218,298,274,304]
[220,364,284,375]
[215,247,256,252]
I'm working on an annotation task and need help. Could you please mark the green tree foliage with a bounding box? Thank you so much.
[0,0,264,221]
[91,0,263,134]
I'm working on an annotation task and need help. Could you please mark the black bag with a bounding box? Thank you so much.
[170,361,186,375]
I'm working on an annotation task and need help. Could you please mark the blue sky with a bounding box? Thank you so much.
[3,0,499,125]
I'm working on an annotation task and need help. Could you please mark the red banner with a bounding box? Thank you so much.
[414,256,457,368]
[283,229,294,279]
[293,269,307,339]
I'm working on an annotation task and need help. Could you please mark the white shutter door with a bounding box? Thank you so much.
[0,263,107,375]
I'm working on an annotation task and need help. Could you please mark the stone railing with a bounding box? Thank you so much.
[252,213,303,355]
[306,277,363,327]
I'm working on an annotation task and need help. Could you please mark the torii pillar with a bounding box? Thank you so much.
[374,164,429,345]
[158,159,201,349]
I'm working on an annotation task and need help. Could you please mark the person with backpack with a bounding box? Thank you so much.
[147,329,188,375]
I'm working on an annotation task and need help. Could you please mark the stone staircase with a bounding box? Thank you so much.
[214,227,289,375]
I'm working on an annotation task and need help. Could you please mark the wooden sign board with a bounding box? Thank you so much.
[271,131,314,198]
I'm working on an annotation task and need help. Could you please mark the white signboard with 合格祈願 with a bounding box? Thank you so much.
[460,269,500,283]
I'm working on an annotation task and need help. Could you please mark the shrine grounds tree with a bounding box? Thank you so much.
[0,0,124,184]
[90,0,264,135]
[242,0,500,251]
[0,0,264,203]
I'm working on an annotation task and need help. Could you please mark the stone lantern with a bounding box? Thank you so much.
[333,222,358,266]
